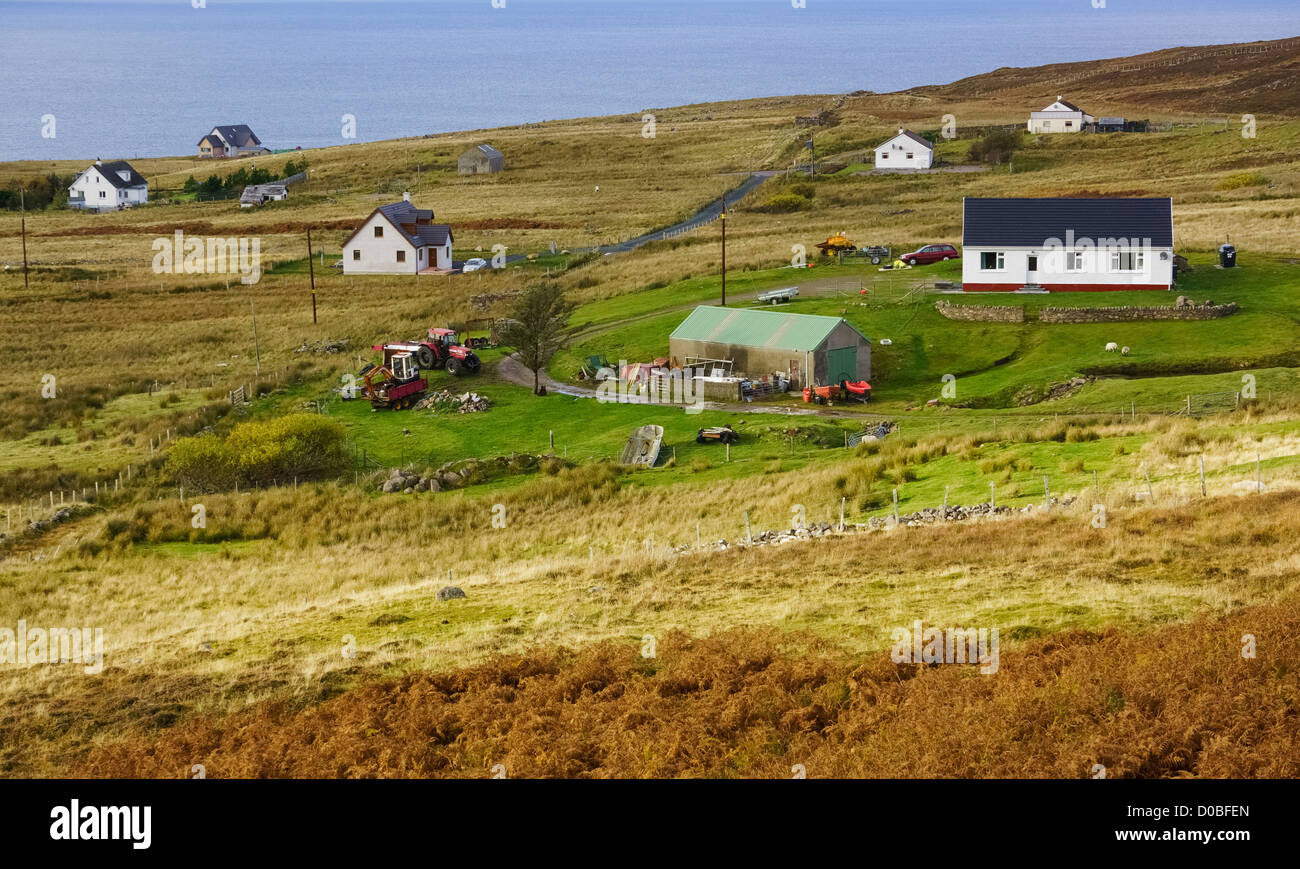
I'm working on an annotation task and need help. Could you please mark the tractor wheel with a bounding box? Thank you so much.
[417,346,437,368]
[446,357,462,376]
[465,355,481,373]
[870,255,881,264]
[359,363,375,377]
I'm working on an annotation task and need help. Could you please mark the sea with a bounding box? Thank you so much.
[1,0,1298,161]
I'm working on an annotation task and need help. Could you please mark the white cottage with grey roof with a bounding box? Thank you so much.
[341,194,454,275]
[68,160,148,212]
[1028,97,1095,134]
[961,197,1174,292]
[874,129,933,170]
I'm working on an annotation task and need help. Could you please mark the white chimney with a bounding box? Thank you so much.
[1057,95,1064,102]
[94,158,102,166]
[402,191,410,202]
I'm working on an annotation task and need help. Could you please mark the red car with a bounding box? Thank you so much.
[900,243,960,265]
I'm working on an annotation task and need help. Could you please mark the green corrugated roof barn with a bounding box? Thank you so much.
[669,305,870,387]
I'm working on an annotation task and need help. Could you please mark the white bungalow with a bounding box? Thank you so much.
[1028,96,1095,133]
[961,197,1174,292]
[874,129,934,170]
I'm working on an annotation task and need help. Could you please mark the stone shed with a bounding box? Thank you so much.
[458,144,505,175]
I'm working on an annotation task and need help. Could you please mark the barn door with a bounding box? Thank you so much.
[826,346,857,384]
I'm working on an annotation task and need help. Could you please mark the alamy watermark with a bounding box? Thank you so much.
[890,620,999,674]
[1,619,104,675]
[152,230,261,285]
[596,361,705,414]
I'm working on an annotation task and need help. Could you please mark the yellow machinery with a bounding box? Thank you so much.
[815,231,857,256]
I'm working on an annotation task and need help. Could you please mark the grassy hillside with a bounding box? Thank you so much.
[2,38,1299,779]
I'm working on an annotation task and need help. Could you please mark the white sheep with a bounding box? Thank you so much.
[1105,342,1118,352]
[1121,346,1131,356]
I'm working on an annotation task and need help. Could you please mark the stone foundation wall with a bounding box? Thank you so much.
[1039,302,1238,323]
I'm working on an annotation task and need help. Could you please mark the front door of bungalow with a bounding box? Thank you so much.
[1026,254,1039,286]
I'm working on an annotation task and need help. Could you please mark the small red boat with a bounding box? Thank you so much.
[802,381,871,405]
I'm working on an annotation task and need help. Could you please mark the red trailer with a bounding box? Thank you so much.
[362,346,427,410]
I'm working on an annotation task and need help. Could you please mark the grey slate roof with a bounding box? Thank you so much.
[1047,98,1086,112]
[474,144,503,159]
[963,198,1174,248]
[240,183,287,204]
[94,160,147,189]
[894,130,933,150]
[346,200,452,249]
[413,224,452,246]
[201,125,261,148]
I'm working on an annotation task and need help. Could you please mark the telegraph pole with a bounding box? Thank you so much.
[306,227,317,324]
[20,188,29,290]
[250,299,262,376]
[720,193,727,306]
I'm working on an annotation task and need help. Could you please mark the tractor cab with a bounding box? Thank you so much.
[428,327,459,348]
[389,351,419,383]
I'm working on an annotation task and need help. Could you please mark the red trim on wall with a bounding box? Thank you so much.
[963,283,1169,292]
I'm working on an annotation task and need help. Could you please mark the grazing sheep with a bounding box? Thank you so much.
[1121,346,1131,356]
[1105,342,1119,352]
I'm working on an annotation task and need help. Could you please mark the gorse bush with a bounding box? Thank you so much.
[1217,171,1268,191]
[757,192,813,213]
[167,414,348,492]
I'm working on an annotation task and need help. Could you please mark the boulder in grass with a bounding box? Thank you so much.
[437,586,467,601]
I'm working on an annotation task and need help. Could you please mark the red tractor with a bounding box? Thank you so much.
[361,346,427,410]
[414,328,481,376]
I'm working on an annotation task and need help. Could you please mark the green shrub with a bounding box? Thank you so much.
[166,434,238,493]
[755,192,812,213]
[167,414,348,492]
[1217,172,1268,191]
[969,130,1021,165]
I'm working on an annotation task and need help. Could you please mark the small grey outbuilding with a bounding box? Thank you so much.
[669,305,870,388]
[458,144,505,175]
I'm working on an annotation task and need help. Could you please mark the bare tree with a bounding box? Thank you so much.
[497,283,576,395]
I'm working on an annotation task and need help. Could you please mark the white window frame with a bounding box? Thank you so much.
[1065,251,1085,271]
[1110,250,1144,272]
[980,251,1005,271]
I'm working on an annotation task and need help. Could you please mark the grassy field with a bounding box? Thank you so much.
[3,40,1300,778]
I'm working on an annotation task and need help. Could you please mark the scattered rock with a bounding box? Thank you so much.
[369,613,412,626]
[437,586,467,601]
[294,338,350,354]
[413,389,493,414]
[1042,376,1095,402]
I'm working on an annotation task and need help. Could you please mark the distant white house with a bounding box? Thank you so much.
[341,194,454,275]
[68,159,148,212]
[961,197,1174,292]
[1028,96,1095,134]
[874,129,933,169]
